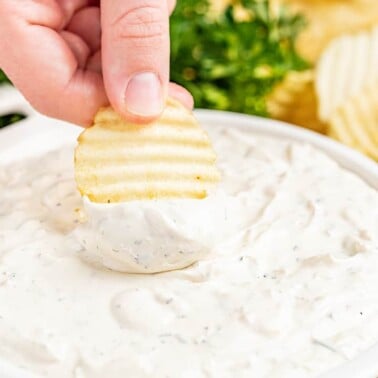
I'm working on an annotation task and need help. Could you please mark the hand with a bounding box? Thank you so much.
[0,0,193,125]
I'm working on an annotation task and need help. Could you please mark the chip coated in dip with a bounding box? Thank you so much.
[1,125,378,378]
[75,193,243,273]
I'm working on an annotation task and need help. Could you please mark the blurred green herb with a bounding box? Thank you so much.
[0,113,25,129]
[170,0,309,116]
[0,69,25,128]
[0,69,9,84]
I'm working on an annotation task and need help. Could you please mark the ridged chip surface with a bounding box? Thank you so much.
[316,26,378,122]
[329,83,378,160]
[267,70,326,133]
[75,99,220,203]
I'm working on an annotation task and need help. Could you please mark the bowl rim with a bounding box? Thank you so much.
[0,88,378,378]
[195,108,378,189]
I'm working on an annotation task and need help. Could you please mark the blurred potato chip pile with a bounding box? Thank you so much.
[75,99,220,203]
[276,0,378,64]
[264,0,378,160]
[329,83,378,160]
[266,70,326,134]
[315,26,378,159]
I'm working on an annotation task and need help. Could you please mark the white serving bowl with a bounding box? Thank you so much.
[0,86,377,378]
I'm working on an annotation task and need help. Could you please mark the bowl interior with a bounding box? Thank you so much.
[0,108,377,378]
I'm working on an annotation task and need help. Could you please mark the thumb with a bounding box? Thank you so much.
[101,0,170,122]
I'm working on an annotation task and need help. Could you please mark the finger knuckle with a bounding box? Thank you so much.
[112,5,167,42]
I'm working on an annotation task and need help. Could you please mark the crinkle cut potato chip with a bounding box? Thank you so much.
[75,98,221,203]
[316,26,378,122]
[267,70,326,134]
[276,0,378,63]
[328,83,378,160]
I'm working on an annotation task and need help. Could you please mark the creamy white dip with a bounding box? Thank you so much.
[1,125,378,378]
[75,192,244,274]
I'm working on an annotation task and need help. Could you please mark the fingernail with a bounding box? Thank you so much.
[124,72,163,117]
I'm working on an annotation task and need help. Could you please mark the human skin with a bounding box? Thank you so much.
[0,0,194,126]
